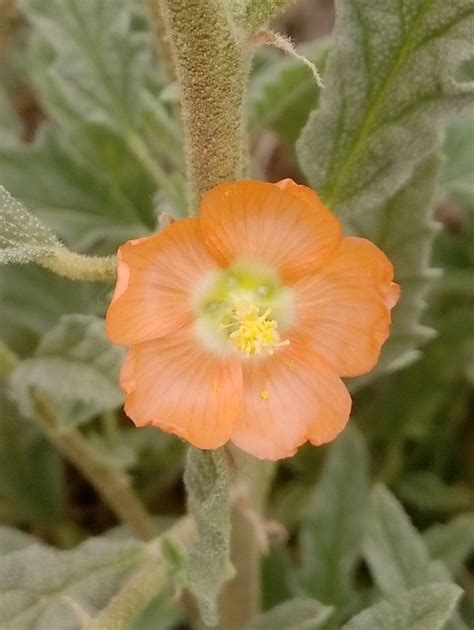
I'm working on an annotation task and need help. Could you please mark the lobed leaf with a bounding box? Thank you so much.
[10,314,124,428]
[341,583,462,630]
[297,0,474,217]
[298,427,369,612]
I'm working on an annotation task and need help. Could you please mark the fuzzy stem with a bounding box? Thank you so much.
[40,247,116,282]
[156,0,250,211]
[85,516,196,630]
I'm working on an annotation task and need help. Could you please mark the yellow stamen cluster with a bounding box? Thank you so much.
[229,305,289,356]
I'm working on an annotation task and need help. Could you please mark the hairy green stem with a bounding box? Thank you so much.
[40,247,116,282]
[85,516,196,630]
[242,0,295,32]
[156,0,250,210]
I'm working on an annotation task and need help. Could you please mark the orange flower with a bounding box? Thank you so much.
[106,180,400,460]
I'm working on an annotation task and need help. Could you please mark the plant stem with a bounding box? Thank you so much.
[156,0,251,211]
[0,341,156,540]
[85,516,196,630]
[40,247,116,282]
[33,392,156,541]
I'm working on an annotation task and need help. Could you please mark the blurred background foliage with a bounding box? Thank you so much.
[0,0,472,628]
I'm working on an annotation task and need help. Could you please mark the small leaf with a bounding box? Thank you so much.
[0,186,59,265]
[341,583,462,630]
[424,513,474,575]
[397,472,471,515]
[298,427,369,611]
[0,536,145,628]
[10,315,124,427]
[183,448,233,627]
[249,597,333,630]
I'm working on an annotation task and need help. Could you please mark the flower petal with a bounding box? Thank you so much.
[199,180,342,282]
[106,219,217,346]
[295,236,400,378]
[230,338,351,460]
[122,325,243,449]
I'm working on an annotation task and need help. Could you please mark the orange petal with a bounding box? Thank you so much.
[295,237,400,378]
[199,180,342,282]
[106,219,217,346]
[230,338,351,460]
[122,325,243,449]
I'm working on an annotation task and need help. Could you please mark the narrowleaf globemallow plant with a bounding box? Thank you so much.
[0,0,472,628]
[106,179,399,460]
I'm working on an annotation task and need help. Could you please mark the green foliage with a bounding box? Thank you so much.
[424,513,474,575]
[364,485,451,592]
[249,597,333,630]
[341,583,462,630]
[298,427,368,612]
[441,115,474,204]
[0,186,59,264]
[10,315,124,427]
[0,526,36,556]
[0,387,64,528]
[19,0,148,132]
[298,0,474,215]
[183,448,233,626]
[0,536,145,628]
[297,0,474,373]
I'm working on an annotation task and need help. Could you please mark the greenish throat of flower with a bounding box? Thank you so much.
[194,262,295,357]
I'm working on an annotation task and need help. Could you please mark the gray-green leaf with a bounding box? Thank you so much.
[424,513,474,575]
[10,314,124,427]
[0,186,59,265]
[297,0,474,218]
[0,536,145,629]
[298,427,369,611]
[341,583,462,630]
[249,597,333,630]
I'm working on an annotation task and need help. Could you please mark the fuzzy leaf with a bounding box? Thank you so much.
[424,513,474,575]
[297,0,474,217]
[10,315,124,427]
[0,186,59,265]
[183,448,233,627]
[0,125,151,253]
[298,427,369,611]
[249,598,333,630]
[0,387,64,528]
[19,0,148,132]
[342,583,462,630]
[364,485,447,592]
[0,536,145,629]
